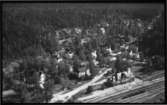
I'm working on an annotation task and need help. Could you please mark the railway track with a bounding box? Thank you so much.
[98,77,164,103]
[77,77,164,103]
[109,83,164,103]
[77,78,143,102]
[143,70,164,81]
[127,89,164,103]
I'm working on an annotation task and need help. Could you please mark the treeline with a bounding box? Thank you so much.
[139,10,164,57]
[138,10,164,70]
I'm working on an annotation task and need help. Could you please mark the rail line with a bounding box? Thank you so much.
[108,83,164,103]
[98,78,164,103]
[77,77,164,103]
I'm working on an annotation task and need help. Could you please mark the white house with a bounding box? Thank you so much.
[100,27,106,35]
[91,50,97,59]
[74,27,82,34]
[39,72,46,89]
[78,61,91,79]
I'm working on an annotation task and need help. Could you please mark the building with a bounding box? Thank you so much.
[78,61,91,80]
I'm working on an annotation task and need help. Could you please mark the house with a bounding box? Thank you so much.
[100,27,106,35]
[67,52,74,59]
[81,37,91,45]
[62,28,72,35]
[74,27,82,34]
[92,59,99,66]
[78,61,91,80]
[91,50,97,59]
[39,72,46,89]
[106,47,113,55]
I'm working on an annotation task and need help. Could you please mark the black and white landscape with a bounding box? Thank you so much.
[2,3,165,103]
